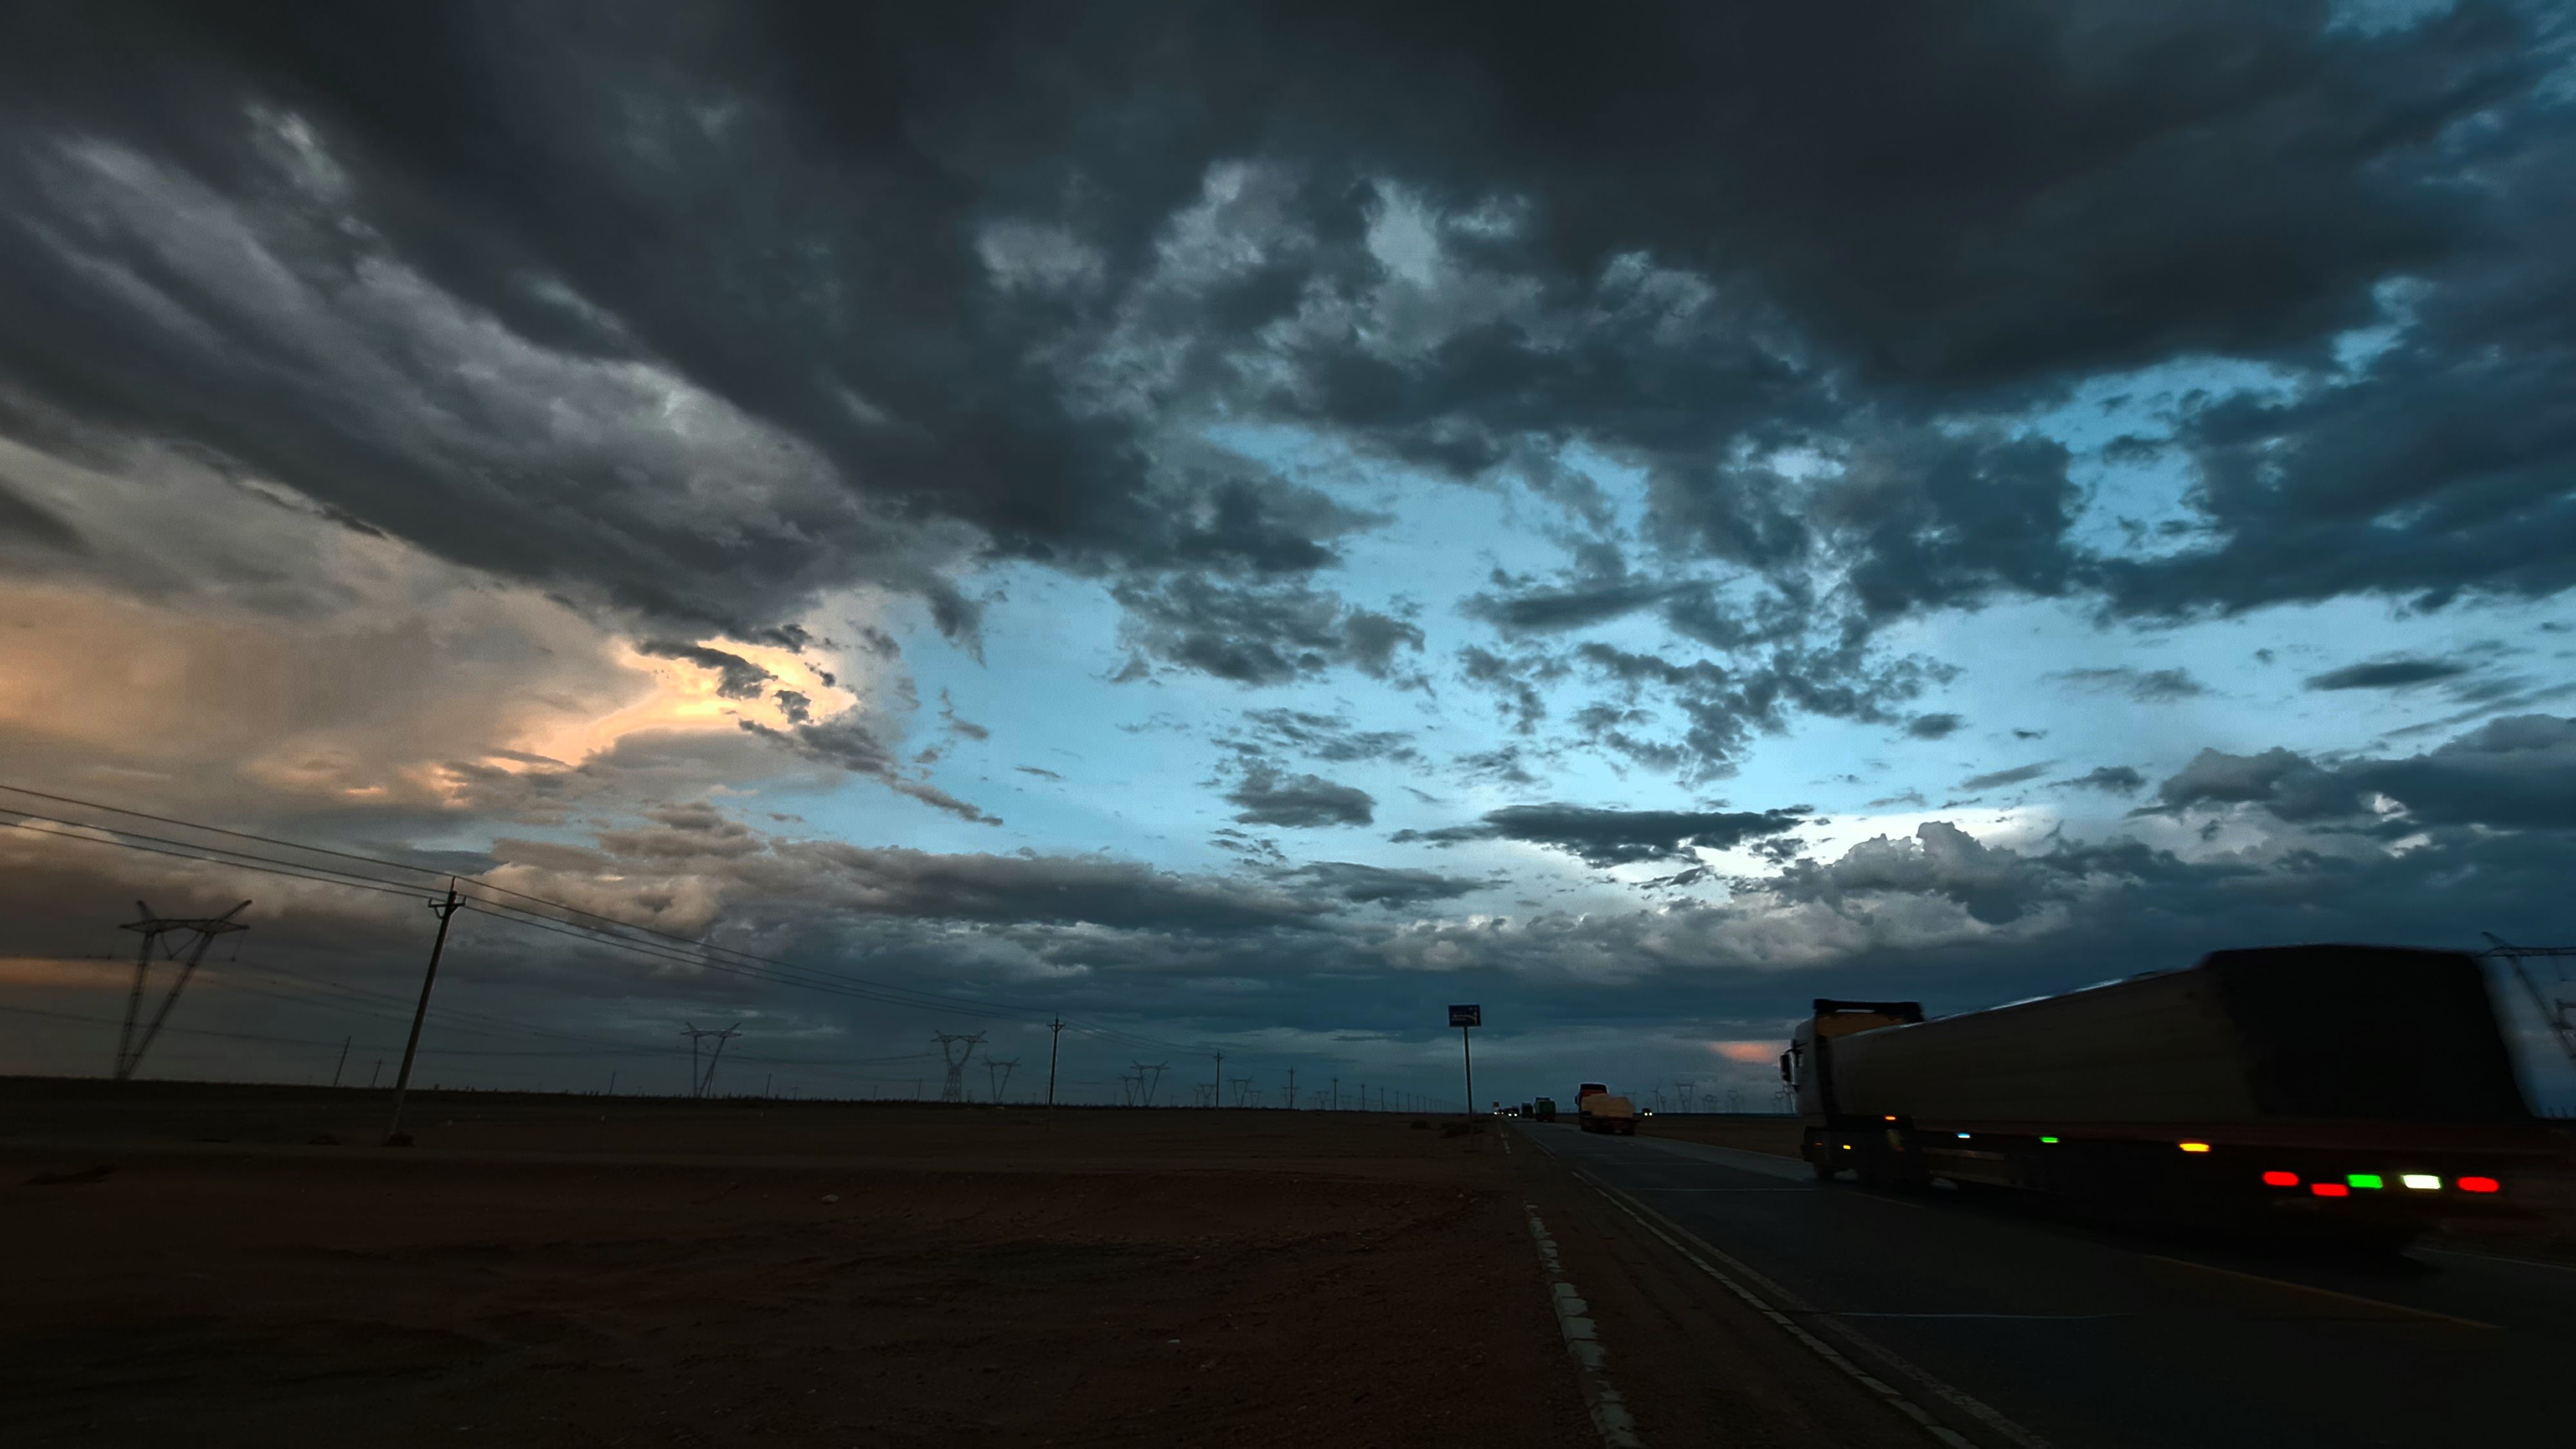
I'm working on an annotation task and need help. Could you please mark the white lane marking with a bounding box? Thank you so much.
[1638,1186,1806,1193]
[1526,1204,1645,1449]
[1575,1164,2056,1449]
[2143,1254,2499,1331]
[2418,1245,2576,1275]
[1828,1313,2124,1321]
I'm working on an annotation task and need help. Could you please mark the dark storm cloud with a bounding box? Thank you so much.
[1226,765,1378,828]
[1394,802,1809,867]
[1,1,2561,676]
[2306,658,2472,690]
[1281,860,1483,907]
[1958,761,2055,792]
[2147,715,2576,831]
[1223,708,1419,765]
[1566,640,1952,781]
[636,641,773,701]
[1111,576,1424,687]
[736,717,1001,825]
[1906,713,1964,740]
[1794,430,2085,623]
[2050,666,2209,702]
[2059,765,2147,795]
[0,480,87,557]
[1461,577,1689,635]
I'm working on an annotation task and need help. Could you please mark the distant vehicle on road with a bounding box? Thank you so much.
[1580,1094,1637,1135]
[1782,944,2561,1249]
[1533,1096,1557,1122]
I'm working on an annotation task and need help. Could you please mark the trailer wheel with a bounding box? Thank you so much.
[1810,1155,1841,1181]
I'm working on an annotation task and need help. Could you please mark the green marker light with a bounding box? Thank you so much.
[2039,1136,2059,1144]
[2347,1173,2383,1190]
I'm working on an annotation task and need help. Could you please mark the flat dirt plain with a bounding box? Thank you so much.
[0,1080,1588,1448]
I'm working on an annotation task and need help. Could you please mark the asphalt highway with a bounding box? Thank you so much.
[1520,1122,2575,1449]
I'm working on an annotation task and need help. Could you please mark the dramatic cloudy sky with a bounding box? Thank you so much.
[5,1,2575,1110]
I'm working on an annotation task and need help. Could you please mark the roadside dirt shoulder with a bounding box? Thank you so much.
[1510,1128,1926,1449]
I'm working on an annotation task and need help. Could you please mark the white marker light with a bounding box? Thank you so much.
[2400,1173,2442,1191]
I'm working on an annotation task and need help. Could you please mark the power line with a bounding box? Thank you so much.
[0,784,1287,1079]
[1,782,1222,1057]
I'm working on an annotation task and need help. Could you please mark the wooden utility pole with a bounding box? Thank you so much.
[1046,1018,1064,1110]
[332,1036,350,1089]
[385,884,462,1146]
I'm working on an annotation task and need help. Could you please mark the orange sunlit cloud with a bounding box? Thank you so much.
[1710,1040,1778,1063]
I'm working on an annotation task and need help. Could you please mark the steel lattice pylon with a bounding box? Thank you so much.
[933,1032,985,1103]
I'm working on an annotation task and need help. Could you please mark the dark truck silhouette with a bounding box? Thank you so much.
[1781,944,2564,1249]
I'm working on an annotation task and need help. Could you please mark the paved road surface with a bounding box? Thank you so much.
[1521,1122,2573,1449]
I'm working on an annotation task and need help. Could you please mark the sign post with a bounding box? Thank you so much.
[1448,1004,1480,1118]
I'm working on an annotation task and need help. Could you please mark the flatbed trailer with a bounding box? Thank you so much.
[1782,945,2568,1245]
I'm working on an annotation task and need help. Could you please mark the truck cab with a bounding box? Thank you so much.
[1782,999,1922,1122]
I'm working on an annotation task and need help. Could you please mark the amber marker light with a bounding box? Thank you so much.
[2178,1142,2211,1153]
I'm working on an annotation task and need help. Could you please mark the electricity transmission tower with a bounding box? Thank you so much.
[1132,1061,1168,1106]
[1119,1070,1142,1106]
[2483,934,2576,1071]
[113,900,251,1080]
[985,1056,1019,1103]
[680,1022,742,1097]
[933,1032,985,1103]
[1229,1075,1253,1106]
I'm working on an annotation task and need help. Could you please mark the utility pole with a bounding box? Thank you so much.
[112,899,251,1081]
[608,1070,617,1095]
[332,1036,350,1089]
[1210,1052,1223,1109]
[1046,1018,1064,1112]
[385,884,462,1146]
[764,1073,773,1098]
[1285,1067,1296,1111]
[933,1032,985,1103]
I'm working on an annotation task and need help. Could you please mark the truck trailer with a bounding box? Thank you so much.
[1581,1094,1638,1135]
[1781,944,2563,1247]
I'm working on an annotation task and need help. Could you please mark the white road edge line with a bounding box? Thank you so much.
[1513,1124,2053,1449]
[1582,1173,2051,1449]
[1526,1204,1646,1449]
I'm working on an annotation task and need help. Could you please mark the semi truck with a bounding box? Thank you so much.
[1575,1081,1607,1128]
[1781,944,2564,1247]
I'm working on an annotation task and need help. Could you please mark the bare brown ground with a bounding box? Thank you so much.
[0,1081,1588,1448]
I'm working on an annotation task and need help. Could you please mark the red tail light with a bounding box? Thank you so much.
[2260,1170,2299,1188]
[2458,1176,2500,1194]
[2309,1182,2350,1198]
